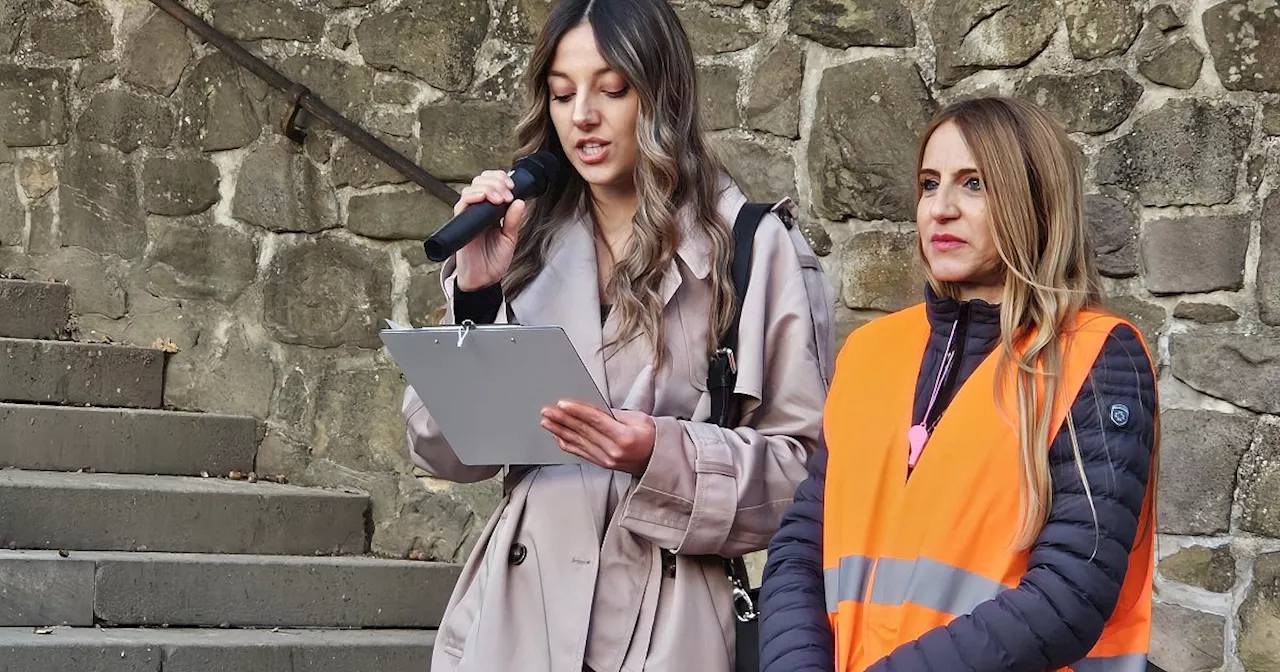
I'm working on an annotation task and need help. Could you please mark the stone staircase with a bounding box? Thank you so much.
[0,278,457,670]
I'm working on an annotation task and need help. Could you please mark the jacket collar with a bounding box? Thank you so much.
[922,283,1003,355]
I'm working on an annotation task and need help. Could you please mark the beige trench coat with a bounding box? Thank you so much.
[401,178,828,672]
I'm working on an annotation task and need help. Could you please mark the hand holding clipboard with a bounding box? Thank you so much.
[382,320,614,467]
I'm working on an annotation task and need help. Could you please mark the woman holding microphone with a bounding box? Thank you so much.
[759,97,1159,671]
[400,0,831,670]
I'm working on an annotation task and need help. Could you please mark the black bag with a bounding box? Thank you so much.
[709,201,770,672]
[710,199,836,672]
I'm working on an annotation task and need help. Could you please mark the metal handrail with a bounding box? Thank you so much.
[149,0,460,207]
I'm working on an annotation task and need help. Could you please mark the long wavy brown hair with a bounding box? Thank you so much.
[916,97,1157,550]
[503,0,735,366]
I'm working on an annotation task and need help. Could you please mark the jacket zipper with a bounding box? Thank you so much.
[926,302,971,433]
[908,303,972,481]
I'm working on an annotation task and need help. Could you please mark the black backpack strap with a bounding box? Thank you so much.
[708,202,770,428]
[705,203,771,646]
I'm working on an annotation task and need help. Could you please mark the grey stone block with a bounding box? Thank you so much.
[1065,0,1141,60]
[808,58,936,221]
[0,627,434,672]
[1156,409,1254,534]
[1240,423,1280,538]
[0,471,368,555]
[1097,100,1251,207]
[91,552,459,628]
[1171,334,1280,415]
[262,238,391,349]
[1015,70,1142,134]
[933,0,1057,85]
[1204,0,1280,92]
[1159,545,1236,593]
[0,338,164,408]
[355,0,487,92]
[1259,190,1280,326]
[1241,552,1280,669]
[1142,215,1251,294]
[0,65,69,148]
[0,550,94,626]
[0,280,69,339]
[0,403,260,476]
[1150,602,1225,671]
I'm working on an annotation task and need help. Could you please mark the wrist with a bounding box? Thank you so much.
[631,417,657,477]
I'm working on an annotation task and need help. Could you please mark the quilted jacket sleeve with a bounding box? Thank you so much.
[758,439,835,671]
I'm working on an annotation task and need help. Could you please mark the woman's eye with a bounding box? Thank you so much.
[551,93,573,103]
[604,86,630,98]
[921,178,938,191]
[965,177,983,191]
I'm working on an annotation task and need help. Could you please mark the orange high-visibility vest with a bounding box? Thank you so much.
[823,304,1155,671]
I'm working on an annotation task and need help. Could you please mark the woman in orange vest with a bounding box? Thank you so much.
[757,96,1159,671]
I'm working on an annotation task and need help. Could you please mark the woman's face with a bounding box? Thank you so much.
[547,23,641,194]
[916,121,1005,304]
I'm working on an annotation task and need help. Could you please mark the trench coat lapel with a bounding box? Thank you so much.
[600,203,717,369]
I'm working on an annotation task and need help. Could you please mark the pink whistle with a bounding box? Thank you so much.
[907,424,929,467]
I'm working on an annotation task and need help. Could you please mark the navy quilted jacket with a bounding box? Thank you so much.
[758,288,1158,671]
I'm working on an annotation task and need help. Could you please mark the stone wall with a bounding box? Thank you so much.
[0,0,1278,667]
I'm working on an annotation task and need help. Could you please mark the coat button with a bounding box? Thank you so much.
[508,542,527,565]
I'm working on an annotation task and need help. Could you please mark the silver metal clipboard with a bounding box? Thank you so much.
[380,320,609,466]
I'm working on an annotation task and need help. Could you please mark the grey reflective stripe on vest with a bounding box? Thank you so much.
[825,556,1148,668]
[823,555,875,613]
[868,556,1006,616]
[826,554,1005,617]
[1071,654,1149,671]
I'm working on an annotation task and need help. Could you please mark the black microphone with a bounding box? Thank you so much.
[424,150,561,263]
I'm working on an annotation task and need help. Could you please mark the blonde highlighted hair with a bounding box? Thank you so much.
[503,0,735,366]
[915,97,1122,550]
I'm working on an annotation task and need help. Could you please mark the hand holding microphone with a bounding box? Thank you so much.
[424,150,560,292]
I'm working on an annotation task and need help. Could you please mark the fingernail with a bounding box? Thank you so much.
[540,420,550,429]
[557,401,569,409]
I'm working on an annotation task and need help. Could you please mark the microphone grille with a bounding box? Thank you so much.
[518,149,561,190]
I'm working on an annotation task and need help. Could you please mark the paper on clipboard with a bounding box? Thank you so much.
[381,319,610,466]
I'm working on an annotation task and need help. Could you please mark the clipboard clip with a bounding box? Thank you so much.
[457,319,476,347]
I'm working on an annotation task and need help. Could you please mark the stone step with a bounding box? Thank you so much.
[0,280,70,340]
[0,338,164,408]
[0,470,368,556]
[93,552,458,629]
[0,550,459,629]
[0,403,259,476]
[0,627,435,672]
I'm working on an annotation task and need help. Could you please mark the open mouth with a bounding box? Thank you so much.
[576,138,610,165]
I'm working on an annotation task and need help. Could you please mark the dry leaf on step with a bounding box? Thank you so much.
[152,338,180,353]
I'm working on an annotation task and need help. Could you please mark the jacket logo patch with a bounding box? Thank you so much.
[1109,403,1131,428]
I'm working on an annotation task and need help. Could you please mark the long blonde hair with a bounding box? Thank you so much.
[504,0,735,365]
[915,98,1110,549]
